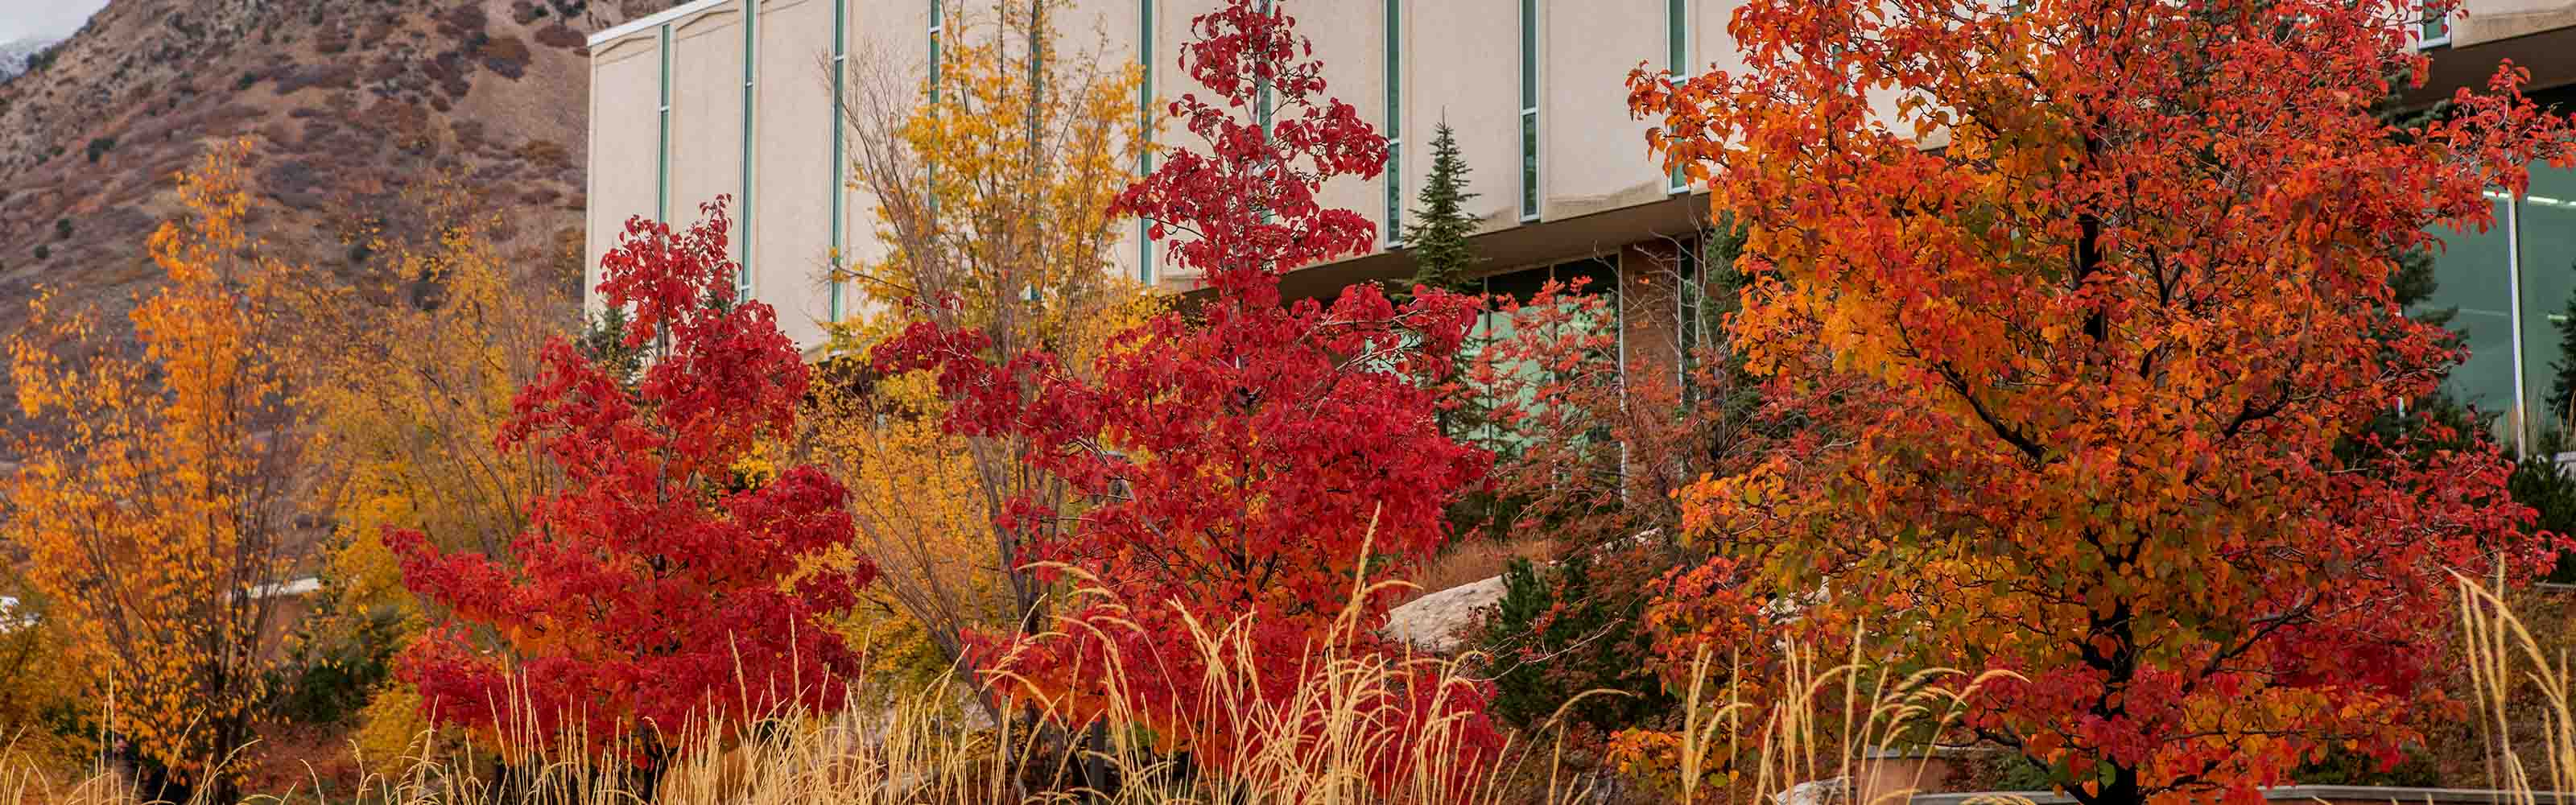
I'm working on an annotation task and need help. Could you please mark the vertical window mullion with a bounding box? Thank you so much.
[1384,0,1402,246]
[829,0,847,322]
[738,0,758,300]
[657,23,671,223]
[1666,0,1687,193]
[2510,192,2532,456]
[1257,0,1274,130]
[1519,0,1538,222]
[1137,0,1154,284]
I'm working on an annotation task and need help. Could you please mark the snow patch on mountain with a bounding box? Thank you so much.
[0,38,59,84]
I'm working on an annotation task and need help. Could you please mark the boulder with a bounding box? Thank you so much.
[1384,573,1508,654]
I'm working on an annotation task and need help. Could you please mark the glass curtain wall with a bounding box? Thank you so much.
[2425,163,2576,456]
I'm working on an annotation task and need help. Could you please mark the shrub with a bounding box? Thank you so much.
[272,605,402,725]
[477,35,530,79]
[1479,549,1679,738]
[2510,448,2576,581]
[534,23,584,50]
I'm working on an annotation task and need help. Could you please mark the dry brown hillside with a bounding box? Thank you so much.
[0,0,672,443]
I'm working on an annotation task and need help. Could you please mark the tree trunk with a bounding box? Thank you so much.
[1080,717,1114,799]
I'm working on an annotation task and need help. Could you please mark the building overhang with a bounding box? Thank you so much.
[2408,26,2576,109]
[1183,192,1711,304]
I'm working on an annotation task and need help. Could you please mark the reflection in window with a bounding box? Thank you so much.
[1467,258,1620,454]
[2520,172,2576,439]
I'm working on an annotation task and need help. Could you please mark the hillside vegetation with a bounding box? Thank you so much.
[0,0,673,444]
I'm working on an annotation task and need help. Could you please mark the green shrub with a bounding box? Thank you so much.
[271,605,403,724]
[2510,447,2576,582]
[1476,549,1677,738]
[2292,743,2442,786]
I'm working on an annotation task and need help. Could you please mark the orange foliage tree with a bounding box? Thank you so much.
[1633,1,2574,802]
[2,142,317,803]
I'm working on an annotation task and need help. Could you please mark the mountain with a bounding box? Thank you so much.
[0,0,675,442]
[0,38,60,84]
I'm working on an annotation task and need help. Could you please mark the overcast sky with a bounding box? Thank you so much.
[0,0,110,44]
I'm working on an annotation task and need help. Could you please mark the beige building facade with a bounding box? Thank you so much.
[586,0,1765,350]
[587,0,2576,361]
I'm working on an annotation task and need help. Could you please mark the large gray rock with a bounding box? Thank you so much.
[1775,777,1853,805]
[1384,574,1509,654]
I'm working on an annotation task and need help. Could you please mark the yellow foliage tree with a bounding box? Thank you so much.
[810,0,1157,707]
[0,588,93,778]
[2,141,316,803]
[276,180,571,774]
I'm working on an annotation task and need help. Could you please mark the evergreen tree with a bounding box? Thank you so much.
[2549,279,2576,427]
[575,304,646,389]
[1398,122,1508,536]
[1399,122,1480,296]
[1396,121,1492,450]
[2529,275,2576,582]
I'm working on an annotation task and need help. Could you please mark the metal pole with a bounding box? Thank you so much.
[2510,193,2532,457]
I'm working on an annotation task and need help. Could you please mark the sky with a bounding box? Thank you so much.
[0,0,110,44]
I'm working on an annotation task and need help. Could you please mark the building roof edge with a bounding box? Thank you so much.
[588,0,737,48]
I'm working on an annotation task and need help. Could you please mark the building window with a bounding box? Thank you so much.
[930,0,944,102]
[2419,0,2451,49]
[2515,175,2576,449]
[1519,0,1538,221]
[1666,0,1687,194]
[2418,167,2576,458]
[1254,0,1274,130]
[1384,0,1402,246]
[828,0,848,321]
[657,23,672,222]
[1137,0,1154,283]
[737,0,758,300]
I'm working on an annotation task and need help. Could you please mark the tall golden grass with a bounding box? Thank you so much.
[0,523,2019,805]
[17,567,2574,804]
[2458,574,2576,803]
[0,610,2007,805]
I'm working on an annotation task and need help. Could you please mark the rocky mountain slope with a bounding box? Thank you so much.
[0,0,671,441]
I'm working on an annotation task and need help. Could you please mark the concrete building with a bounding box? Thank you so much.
[584,0,2576,451]
[584,0,1760,355]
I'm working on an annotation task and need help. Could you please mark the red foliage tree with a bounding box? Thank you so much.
[391,202,876,767]
[874,0,1498,787]
[1633,1,2575,803]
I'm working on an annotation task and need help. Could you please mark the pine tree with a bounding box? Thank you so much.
[2549,279,2576,428]
[575,304,646,388]
[1400,122,1479,295]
